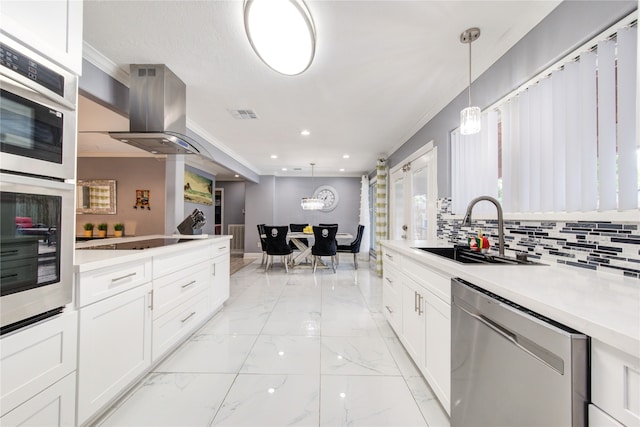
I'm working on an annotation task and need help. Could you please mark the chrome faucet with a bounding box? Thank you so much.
[462,196,505,256]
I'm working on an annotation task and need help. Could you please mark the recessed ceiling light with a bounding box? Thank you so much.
[234,174,240,178]
[282,167,287,171]
[271,154,278,159]
[343,154,350,159]
[300,129,310,136]
[339,168,345,172]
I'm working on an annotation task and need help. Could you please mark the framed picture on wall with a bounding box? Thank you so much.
[184,169,213,206]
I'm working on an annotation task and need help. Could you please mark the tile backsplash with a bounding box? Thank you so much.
[436,198,640,279]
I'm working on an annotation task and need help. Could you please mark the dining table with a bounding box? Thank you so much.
[287,231,353,267]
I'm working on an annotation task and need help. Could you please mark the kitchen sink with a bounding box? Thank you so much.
[413,246,546,265]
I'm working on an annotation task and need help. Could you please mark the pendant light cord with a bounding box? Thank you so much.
[468,38,472,108]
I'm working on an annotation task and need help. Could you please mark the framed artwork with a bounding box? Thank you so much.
[77,179,117,214]
[184,169,213,205]
[135,189,150,210]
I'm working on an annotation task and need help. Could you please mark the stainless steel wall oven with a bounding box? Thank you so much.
[0,35,76,334]
[0,34,77,180]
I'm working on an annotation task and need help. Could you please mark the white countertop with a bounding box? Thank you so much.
[381,240,640,357]
[74,234,231,272]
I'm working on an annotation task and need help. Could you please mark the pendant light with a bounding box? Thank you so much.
[460,27,481,135]
[301,163,324,210]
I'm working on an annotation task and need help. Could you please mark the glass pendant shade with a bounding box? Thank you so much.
[244,0,316,76]
[301,197,324,210]
[460,106,481,135]
[301,162,322,210]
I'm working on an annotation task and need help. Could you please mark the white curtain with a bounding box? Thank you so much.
[375,159,387,276]
[451,110,499,215]
[459,22,638,214]
[358,174,370,260]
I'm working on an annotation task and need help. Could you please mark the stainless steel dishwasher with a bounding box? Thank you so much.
[451,278,589,427]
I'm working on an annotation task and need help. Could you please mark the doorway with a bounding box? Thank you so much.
[214,188,223,235]
[389,142,437,241]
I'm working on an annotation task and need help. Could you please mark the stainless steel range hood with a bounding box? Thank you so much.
[110,64,205,156]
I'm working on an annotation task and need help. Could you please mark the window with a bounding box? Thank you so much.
[452,15,638,215]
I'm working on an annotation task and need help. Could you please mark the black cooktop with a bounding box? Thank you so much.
[77,238,193,250]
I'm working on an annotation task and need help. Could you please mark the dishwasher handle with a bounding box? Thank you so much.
[453,297,565,375]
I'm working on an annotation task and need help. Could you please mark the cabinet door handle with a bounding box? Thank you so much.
[418,294,424,316]
[385,277,393,286]
[181,311,196,323]
[385,305,393,314]
[111,272,136,283]
[181,280,197,289]
[219,246,227,250]
[385,253,393,261]
[213,264,216,276]
[1,250,19,256]
[148,290,154,310]
[414,291,418,312]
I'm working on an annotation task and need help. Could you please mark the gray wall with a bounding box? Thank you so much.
[216,181,246,233]
[244,176,361,254]
[77,157,166,236]
[387,0,637,197]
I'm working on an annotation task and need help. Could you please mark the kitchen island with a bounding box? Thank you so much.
[74,234,231,425]
[381,239,640,426]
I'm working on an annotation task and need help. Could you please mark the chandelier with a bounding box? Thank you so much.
[301,163,324,210]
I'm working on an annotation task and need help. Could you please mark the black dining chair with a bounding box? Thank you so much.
[257,224,268,265]
[311,225,338,273]
[289,223,309,251]
[337,224,365,269]
[263,225,293,273]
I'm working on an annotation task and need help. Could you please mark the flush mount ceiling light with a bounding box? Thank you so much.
[460,27,481,135]
[244,0,316,76]
[301,163,324,210]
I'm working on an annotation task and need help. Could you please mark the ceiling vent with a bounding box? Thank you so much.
[228,109,259,120]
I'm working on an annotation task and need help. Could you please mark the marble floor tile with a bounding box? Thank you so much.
[321,336,400,376]
[240,335,321,374]
[320,375,427,426]
[98,373,235,426]
[198,308,270,335]
[155,334,257,374]
[261,309,322,336]
[384,336,422,378]
[405,375,451,427]
[211,374,320,426]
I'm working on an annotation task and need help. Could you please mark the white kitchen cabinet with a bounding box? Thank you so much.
[0,311,77,418]
[77,282,152,425]
[381,244,452,415]
[382,262,402,332]
[0,0,83,74]
[590,404,625,427]
[211,241,230,309]
[401,276,426,364]
[591,339,640,427]
[423,288,450,412]
[153,264,211,320]
[1,372,76,427]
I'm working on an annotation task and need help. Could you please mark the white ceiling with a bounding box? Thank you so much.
[80,0,560,179]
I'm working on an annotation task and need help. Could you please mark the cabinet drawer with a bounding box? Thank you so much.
[1,311,77,416]
[382,262,401,299]
[404,257,451,302]
[1,372,76,427]
[591,339,640,427]
[152,290,211,361]
[382,285,402,334]
[153,264,211,319]
[589,404,624,427]
[382,247,401,269]
[77,259,152,307]
[211,240,230,258]
[153,245,210,278]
